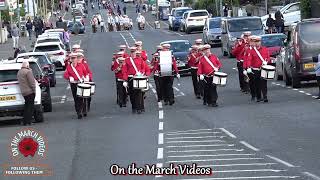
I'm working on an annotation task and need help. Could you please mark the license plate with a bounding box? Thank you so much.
[304,63,315,69]
[0,96,16,101]
[197,19,202,21]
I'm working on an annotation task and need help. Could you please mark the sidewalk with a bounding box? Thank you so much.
[0,36,36,60]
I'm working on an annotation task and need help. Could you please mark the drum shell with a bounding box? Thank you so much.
[85,82,96,95]
[261,65,275,80]
[133,76,149,90]
[77,83,92,97]
[212,72,228,86]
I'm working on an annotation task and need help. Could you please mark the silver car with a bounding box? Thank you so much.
[203,17,222,46]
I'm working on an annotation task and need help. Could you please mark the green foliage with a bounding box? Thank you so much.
[300,0,311,19]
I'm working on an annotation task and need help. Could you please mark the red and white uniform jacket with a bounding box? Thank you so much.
[111,60,128,80]
[243,46,252,69]
[64,63,88,82]
[187,52,200,68]
[232,40,247,62]
[246,46,270,69]
[141,50,148,61]
[80,58,93,81]
[124,56,147,78]
[197,54,222,76]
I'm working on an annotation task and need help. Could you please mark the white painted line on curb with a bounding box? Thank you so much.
[158,133,164,145]
[166,135,226,140]
[220,128,237,138]
[166,144,235,148]
[159,122,163,131]
[299,90,305,93]
[167,157,264,163]
[159,110,163,119]
[166,129,214,134]
[158,102,163,109]
[240,141,260,152]
[168,154,255,158]
[197,162,276,167]
[305,93,312,96]
[166,131,221,136]
[312,96,318,98]
[166,139,225,143]
[266,155,296,167]
[167,149,244,153]
[293,88,298,91]
[157,148,163,159]
[303,172,320,180]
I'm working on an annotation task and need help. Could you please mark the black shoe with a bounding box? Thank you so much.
[137,110,142,114]
[83,113,87,117]
[196,95,201,99]
[263,99,269,103]
[212,103,218,107]
[164,101,169,105]
[120,104,123,108]
[256,99,262,102]
[203,102,207,105]
[132,109,136,113]
[77,114,82,119]
[169,100,175,105]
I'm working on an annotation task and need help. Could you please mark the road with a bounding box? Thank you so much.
[0,1,320,180]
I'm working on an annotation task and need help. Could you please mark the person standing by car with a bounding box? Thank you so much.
[266,14,275,34]
[275,10,284,33]
[11,24,20,49]
[123,5,127,15]
[17,61,36,126]
[315,55,320,99]
[26,17,33,40]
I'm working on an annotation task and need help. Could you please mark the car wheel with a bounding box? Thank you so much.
[283,68,292,86]
[34,106,44,123]
[185,27,190,34]
[291,74,301,88]
[43,89,53,112]
[275,66,283,81]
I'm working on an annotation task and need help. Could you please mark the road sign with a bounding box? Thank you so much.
[7,0,17,10]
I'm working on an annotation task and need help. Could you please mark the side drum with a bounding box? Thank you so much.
[213,72,228,86]
[85,82,96,95]
[77,83,91,97]
[261,65,275,80]
[133,76,149,91]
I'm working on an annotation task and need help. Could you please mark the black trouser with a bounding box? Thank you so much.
[23,93,35,125]
[128,77,144,110]
[108,23,113,31]
[252,70,268,100]
[204,76,218,105]
[154,75,163,101]
[161,76,174,103]
[248,73,256,98]
[237,61,249,91]
[317,76,320,96]
[116,80,127,106]
[191,68,201,96]
[70,83,85,115]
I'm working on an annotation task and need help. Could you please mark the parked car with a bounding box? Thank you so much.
[67,21,85,34]
[16,52,57,87]
[160,40,192,75]
[221,16,264,57]
[260,33,287,66]
[33,42,67,69]
[36,35,64,45]
[203,17,222,46]
[277,19,320,88]
[180,10,209,34]
[261,2,300,30]
[0,62,44,122]
[168,7,192,31]
[15,58,53,112]
[159,5,170,20]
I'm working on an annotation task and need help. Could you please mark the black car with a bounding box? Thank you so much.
[279,19,320,88]
[16,59,52,112]
[16,52,57,87]
[160,40,192,75]
[67,21,86,34]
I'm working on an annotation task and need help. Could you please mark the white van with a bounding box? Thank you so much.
[182,10,209,34]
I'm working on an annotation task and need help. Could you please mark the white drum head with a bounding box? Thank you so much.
[78,83,91,88]
[214,72,228,77]
[262,65,275,70]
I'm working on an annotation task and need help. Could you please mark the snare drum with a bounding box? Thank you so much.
[261,65,275,80]
[212,72,228,86]
[77,83,91,97]
[133,76,149,90]
[85,82,96,95]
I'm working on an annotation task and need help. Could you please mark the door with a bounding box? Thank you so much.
[283,4,300,26]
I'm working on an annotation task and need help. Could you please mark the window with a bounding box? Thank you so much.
[286,4,299,13]
[183,13,188,19]
[189,11,208,17]
[29,62,42,77]
[209,19,221,29]
[35,45,60,52]
[167,41,191,53]
[228,19,262,32]
[300,22,320,43]
[37,39,60,44]
[0,70,19,82]
[261,36,284,47]
[31,55,52,66]
[175,9,191,17]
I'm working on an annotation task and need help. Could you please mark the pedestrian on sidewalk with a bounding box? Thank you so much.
[266,14,275,34]
[100,20,105,32]
[315,54,320,99]
[11,24,20,49]
[17,60,36,126]
[123,5,127,15]
[26,17,33,40]
[63,28,70,51]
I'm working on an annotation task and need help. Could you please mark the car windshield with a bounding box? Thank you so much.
[35,45,60,52]
[37,39,59,44]
[190,11,208,17]
[261,36,284,47]
[167,41,191,52]
[29,62,42,76]
[300,22,320,44]
[0,70,19,82]
[31,55,52,66]
[175,9,190,17]
[228,19,262,32]
[209,19,221,29]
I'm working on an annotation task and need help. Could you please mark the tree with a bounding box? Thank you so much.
[301,0,311,19]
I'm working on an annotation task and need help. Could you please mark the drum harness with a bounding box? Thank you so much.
[202,55,218,84]
[252,47,268,71]
[70,64,84,84]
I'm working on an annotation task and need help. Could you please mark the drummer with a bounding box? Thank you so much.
[63,53,89,119]
[72,44,81,52]
[124,47,148,114]
[135,41,148,62]
[245,35,271,103]
[197,44,222,107]
[188,45,201,99]
[112,51,125,104]
[194,39,202,46]
[161,43,180,105]
[112,56,128,107]
[151,52,163,102]
[119,45,129,58]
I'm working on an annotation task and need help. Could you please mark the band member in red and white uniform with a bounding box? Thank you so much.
[124,47,148,113]
[161,44,180,105]
[232,31,251,93]
[111,56,128,107]
[188,45,202,99]
[150,52,163,102]
[112,51,125,104]
[244,36,271,102]
[197,44,222,107]
[194,39,202,46]
[135,41,148,62]
[119,45,129,58]
[64,53,89,119]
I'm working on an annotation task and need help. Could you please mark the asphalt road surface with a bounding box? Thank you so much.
[0,1,320,180]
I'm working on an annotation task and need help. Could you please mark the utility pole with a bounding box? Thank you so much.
[0,11,2,43]
[220,0,223,17]
[27,0,30,14]
[32,0,35,17]
[265,0,268,15]
[18,4,21,29]
[156,0,158,20]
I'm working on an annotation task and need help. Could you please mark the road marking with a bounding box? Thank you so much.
[56,75,63,79]
[159,110,163,119]
[166,144,235,148]
[159,122,163,131]
[60,95,67,103]
[158,133,164,145]
[152,88,156,93]
[293,88,298,91]
[177,176,300,180]
[312,96,318,98]
[146,21,153,29]
[158,102,163,109]
[155,163,163,178]
[168,154,255,158]
[166,136,226,140]
[180,92,185,96]
[79,39,82,46]
[212,169,287,173]
[67,84,70,90]
[220,128,237,138]
[303,172,320,180]
[197,162,277,167]
[167,149,244,153]
[166,129,215,134]
[240,141,260,152]
[173,87,180,91]
[119,33,129,46]
[266,155,296,167]
[157,148,163,159]
[166,157,264,163]
[166,140,225,143]
[128,32,136,42]
[166,131,221,136]
[305,93,312,96]
[299,90,305,93]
